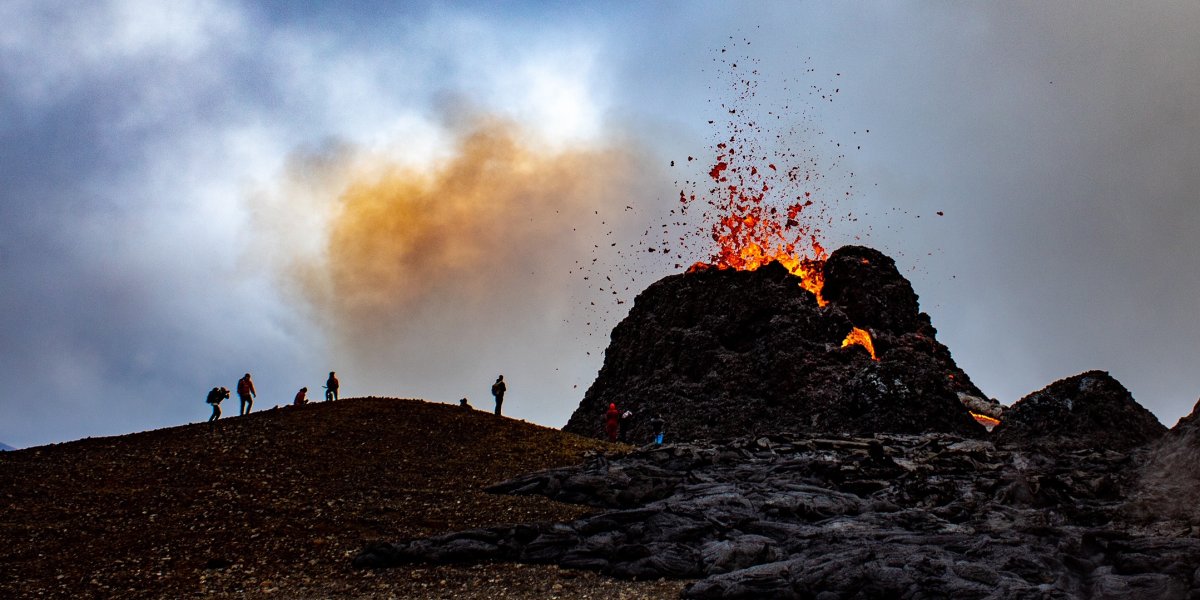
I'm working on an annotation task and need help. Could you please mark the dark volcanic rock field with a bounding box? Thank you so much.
[356,428,1200,599]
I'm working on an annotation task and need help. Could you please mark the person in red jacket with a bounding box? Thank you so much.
[237,373,256,416]
[604,403,620,443]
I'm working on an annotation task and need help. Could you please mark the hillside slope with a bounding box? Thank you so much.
[0,398,685,598]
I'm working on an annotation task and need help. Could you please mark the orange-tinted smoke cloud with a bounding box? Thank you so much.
[290,117,641,357]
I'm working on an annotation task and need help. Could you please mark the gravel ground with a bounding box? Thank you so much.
[0,397,688,598]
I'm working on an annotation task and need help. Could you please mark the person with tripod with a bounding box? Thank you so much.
[325,371,339,401]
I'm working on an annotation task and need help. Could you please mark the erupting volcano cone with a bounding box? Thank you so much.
[565,246,991,442]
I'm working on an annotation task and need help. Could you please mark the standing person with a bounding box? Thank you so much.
[206,387,229,429]
[491,375,506,416]
[604,403,620,443]
[325,372,339,402]
[650,414,665,446]
[237,373,256,416]
[294,387,308,406]
[618,410,634,442]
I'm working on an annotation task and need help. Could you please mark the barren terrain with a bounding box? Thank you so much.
[0,397,686,598]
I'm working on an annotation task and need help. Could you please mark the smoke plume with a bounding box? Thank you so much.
[255,115,654,407]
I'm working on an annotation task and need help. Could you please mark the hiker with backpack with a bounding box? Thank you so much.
[206,386,230,428]
[237,373,256,415]
[491,375,506,416]
[650,414,665,446]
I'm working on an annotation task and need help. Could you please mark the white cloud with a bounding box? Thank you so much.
[0,0,244,104]
[96,0,243,62]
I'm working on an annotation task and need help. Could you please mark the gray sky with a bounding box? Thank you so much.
[2,1,1199,448]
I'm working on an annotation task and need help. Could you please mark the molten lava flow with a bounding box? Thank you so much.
[794,255,827,307]
[971,412,1001,430]
[841,327,877,360]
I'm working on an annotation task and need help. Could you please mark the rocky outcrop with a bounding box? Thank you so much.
[1130,397,1200,524]
[821,245,929,336]
[993,371,1167,451]
[356,432,1200,599]
[564,246,988,442]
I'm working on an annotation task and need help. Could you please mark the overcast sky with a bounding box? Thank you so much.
[3,1,1199,448]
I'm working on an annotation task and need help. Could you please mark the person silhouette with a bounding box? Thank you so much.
[491,375,506,416]
[294,387,309,406]
[237,373,256,416]
[325,372,339,402]
[207,386,229,429]
[650,414,665,445]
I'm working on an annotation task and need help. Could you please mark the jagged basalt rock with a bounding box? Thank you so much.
[993,370,1166,451]
[821,245,930,336]
[564,246,987,443]
[356,432,1200,599]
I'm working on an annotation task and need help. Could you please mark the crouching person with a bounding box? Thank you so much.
[207,386,230,430]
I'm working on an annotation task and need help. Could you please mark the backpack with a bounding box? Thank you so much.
[206,387,226,404]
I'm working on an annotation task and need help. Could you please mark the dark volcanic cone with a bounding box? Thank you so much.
[992,370,1166,450]
[564,245,987,442]
[1131,397,1200,523]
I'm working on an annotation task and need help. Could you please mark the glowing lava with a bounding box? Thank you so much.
[679,52,840,306]
[841,327,877,360]
[971,412,1002,430]
[689,139,831,304]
